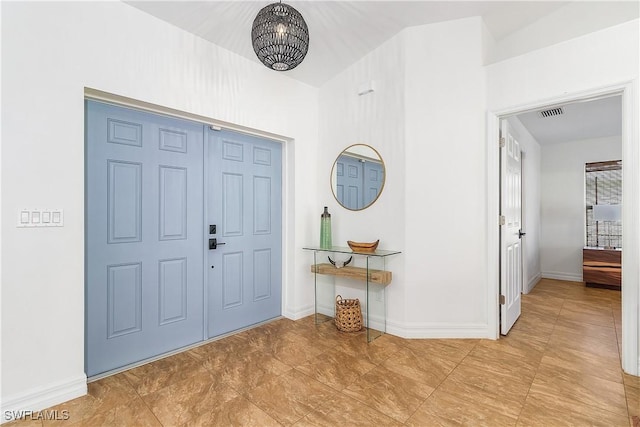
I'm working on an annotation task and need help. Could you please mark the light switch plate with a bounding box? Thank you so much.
[17,209,64,227]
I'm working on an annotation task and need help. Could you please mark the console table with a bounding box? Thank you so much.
[583,247,622,290]
[303,246,401,342]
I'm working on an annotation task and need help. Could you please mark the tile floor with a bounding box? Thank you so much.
[7,279,639,426]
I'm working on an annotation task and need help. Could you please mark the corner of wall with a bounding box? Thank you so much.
[480,17,498,65]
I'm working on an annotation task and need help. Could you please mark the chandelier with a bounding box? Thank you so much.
[251,2,309,71]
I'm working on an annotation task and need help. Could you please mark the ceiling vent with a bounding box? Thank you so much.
[538,107,564,118]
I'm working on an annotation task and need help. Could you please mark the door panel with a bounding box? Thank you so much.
[107,160,142,243]
[500,120,523,335]
[207,129,282,337]
[364,160,384,205]
[336,155,362,209]
[86,101,204,377]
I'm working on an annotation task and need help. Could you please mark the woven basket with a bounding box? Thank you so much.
[334,295,363,332]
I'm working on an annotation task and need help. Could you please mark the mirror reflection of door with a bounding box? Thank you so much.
[331,144,385,210]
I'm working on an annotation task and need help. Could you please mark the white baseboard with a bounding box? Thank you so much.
[1,374,87,424]
[386,319,491,339]
[541,271,583,283]
[525,273,542,293]
[283,304,314,320]
[291,301,494,340]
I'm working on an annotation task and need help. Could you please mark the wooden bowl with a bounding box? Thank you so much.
[347,240,379,252]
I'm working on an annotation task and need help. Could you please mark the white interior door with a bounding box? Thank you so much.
[500,119,523,335]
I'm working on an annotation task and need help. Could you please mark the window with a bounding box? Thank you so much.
[585,160,622,248]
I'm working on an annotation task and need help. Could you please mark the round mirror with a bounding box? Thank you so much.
[331,144,385,210]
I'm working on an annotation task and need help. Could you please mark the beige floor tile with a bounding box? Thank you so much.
[44,398,161,427]
[467,341,540,374]
[547,328,620,360]
[518,390,630,427]
[40,374,141,426]
[268,331,333,367]
[214,349,292,394]
[520,299,563,320]
[245,369,342,426]
[294,396,403,427]
[558,301,616,328]
[142,370,239,426]
[122,351,208,396]
[473,337,543,368]
[260,317,307,334]
[461,353,538,388]
[2,416,43,427]
[509,315,556,342]
[540,345,623,384]
[529,366,628,417]
[404,338,478,364]
[406,389,518,427]
[487,328,549,357]
[187,334,256,370]
[341,365,434,423]
[88,373,140,406]
[437,363,530,419]
[185,394,281,427]
[381,345,459,389]
[553,317,618,341]
[521,288,566,304]
[332,332,406,365]
[295,347,376,391]
[38,396,96,426]
[626,382,640,419]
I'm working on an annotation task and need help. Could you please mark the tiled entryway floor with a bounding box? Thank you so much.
[8,279,639,426]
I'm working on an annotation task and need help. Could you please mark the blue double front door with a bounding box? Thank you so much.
[85,101,282,377]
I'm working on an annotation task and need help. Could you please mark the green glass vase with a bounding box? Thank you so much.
[320,206,332,249]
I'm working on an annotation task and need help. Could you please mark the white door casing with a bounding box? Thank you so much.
[500,119,523,335]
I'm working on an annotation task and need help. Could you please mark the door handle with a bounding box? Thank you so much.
[209,238,227,250]
[518,230,526,238]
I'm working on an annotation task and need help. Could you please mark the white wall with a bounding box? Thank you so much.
[489,1,639,64]
[403,17,489,336]
[317,32,406,325]
[486,21,639,110]
[318,17,489,338]
[540,136,622,281]
[1,1,319,416]
[507,117,542,292]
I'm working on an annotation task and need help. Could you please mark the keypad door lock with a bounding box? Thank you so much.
[209,225,216,234]
[209,238,226,250]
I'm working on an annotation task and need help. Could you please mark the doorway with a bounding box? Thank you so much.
[488,83,639,376]
[500,96,623,335]
[85,100,283,378]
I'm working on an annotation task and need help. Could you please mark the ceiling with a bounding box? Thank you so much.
[516,96,622,145]
[126,0,570,87]
[126,1,628,144]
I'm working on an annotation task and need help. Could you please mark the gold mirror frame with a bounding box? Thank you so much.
[330,144,386,211]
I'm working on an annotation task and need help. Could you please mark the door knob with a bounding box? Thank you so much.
[209,238,227,250]
[518,230,526,238]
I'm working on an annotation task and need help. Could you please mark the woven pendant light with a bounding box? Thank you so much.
[251,2,309,71]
